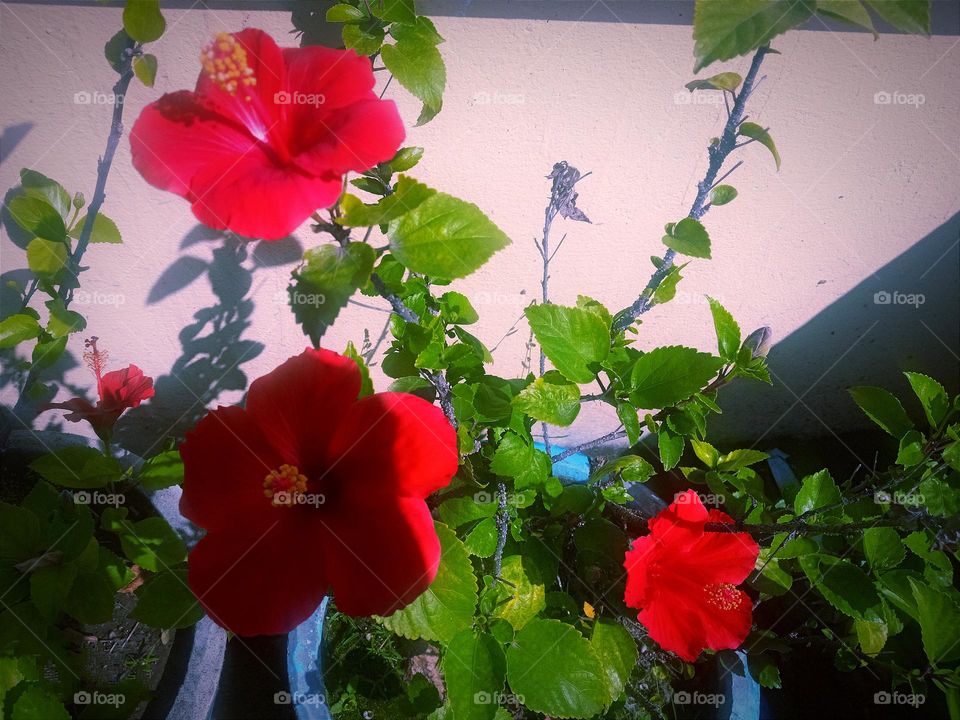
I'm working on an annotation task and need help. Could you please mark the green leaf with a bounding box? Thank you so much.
[326,3,366,22]
[70,211,122,244]
[342,23,385,55]
[104,28,133,72]
[290,242,376,346]
[380,37,445,125]
[513,371,581,426]
[375,0,416,23]
[464,517,498,557]
[716,449,768,472]
[854,618,887,655]
[440,291,479,325]
[492,555,545,630]
[388,146,425,172]
[45,297,86,338]
[32,336,68,369]
[133,52,158,86]
[863,527,905,570]
[123,0,166,42]
[589,455,654,484]
[918,477,960,518]
[390,16,445,45]
[343,340,374,397]
[662,217,711,258]
[590,619,638,702]
[0,314,41,349]
[739,121,781,170]
[629,346,723,409]
[616,403,642,445]
[817,0,877,37]
[793,469,840,514]
[799,554,882,620]
[708,296,741,362]
[7,195,66,241]
[652,263,684,306]
[691,438,720,468]
[29,447,121,489]
[506,619,609,718]
[896,429,925,466]
[139,450,184,490]
[903,372,949,428]
[864,0,931,35]
[19,169,71,220]
[26,238,68,276]
[685,71,743,91]
[11,685,69,720]
[692,0,815,72]
[390,192,510,279]
[710,184,738,206]
[30,562,77,618]
[490,432,551,490]
[0,503,42,561]
[849,386,913,438]
[525,304,609,384]
[658,429,684,471]
[442,630,507,720]
[65,570,115,624]
[119,517,187,572]
[437,496,496,528]
[379,523,477,643]
[130,569,204,629]
[338,175,436,227]
[910,578,960,664]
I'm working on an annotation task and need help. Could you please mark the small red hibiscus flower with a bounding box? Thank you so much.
[623,489,759,661]
[44,337,154,440]
[179,349,457,636]
[130,29,404,240]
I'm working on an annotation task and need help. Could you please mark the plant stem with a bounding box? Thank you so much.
[612,45,770,332]
[493,481,508,583]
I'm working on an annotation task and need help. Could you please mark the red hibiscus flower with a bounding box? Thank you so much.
[44,337,154,440]
[130,29,404,240]
[179,349,457,636]
[623,489,759,661]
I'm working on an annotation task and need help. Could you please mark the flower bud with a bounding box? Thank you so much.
[742,326,772,358]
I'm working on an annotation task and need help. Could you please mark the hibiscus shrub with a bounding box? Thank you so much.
[1,1,956,720]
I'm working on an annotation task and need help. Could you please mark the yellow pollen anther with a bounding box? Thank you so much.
[704,582,741,611]
[263,464,308,507]
[200,32,257,98]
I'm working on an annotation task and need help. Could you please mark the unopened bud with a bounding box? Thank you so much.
[742,326,772,358]
[73,191,85,209]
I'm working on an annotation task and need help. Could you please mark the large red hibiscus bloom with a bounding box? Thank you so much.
[44,337,154,440]
[179,349,457,636]
[130,29,404,240]
[623,490,759,661]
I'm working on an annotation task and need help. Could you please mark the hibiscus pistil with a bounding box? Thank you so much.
[201,32,256,98]
[263,463,308,506]
[704,582,742,611]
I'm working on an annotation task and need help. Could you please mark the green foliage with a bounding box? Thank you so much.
[662,217,711,258]
[525,304,610,383]
[381,37,446,125]
[122,0,166,43]
[739,122,781,170]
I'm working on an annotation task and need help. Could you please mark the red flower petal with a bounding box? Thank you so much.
[638,599,707,663]
[188,517,328,636]
[675,529,759,586]
[648,489,709,537]
[244,349,361,476]
[623,535,656,609]
[99,365,155,412]
[322,495,439,617]
[283,45,376,112]
[179,405,282,533]
[328,392,458,499]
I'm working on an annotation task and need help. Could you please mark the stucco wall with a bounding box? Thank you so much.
[1,1,958,452]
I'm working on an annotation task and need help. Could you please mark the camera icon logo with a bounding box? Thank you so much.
[874,691,891,705]
[874,91,892,105]
[73,491,92,505]
[273,691,292,705]
[673,691,692,705]
[473,691,492,704]
[274,91,291,105]
[873,290,891,305]
[74,691,92,705]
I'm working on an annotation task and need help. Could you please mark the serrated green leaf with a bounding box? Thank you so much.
[443,630,506,720]
[693,0,814,72]
[513,371,581,426]
[26,238,68,276]
[525,304,609,384]
[45,297,86,338]
[342,23,385,55]
[708,296,741,362]
[739,121,781,170]
[616,403,642,445]
[864,0,930,35]
[0,314,41,349]
[11,685,69,720]
[19,169,70,219]
[662,217,711,258]
[290,242,376,346]
[339,175,436,227]
[119,517,186,572]
[388,146,425,172]
[817,0,878,37]
[629,346,723,409]
[800,554,882,621]
[793,469,840,514]
[909,578,960,664]
[65,570,115,624]
[379,523,477,643]
[685,71,743,91]
[70,211,122,244]
[849,386,913,438]
[490,431,551,490]
[658,429,684,471]
[903,371,949,428]
[716,449,768,472]
[506,619,609,718]
[139,450,184,490]
[133,52,158,86]
[123,0,166,42]
[590,455,654,484]
[326,3,366,22]
[7,195,66,241]
[863,526,905,571]
[381,37,445,125]
[590,619,638,702]
[130,569,204,629]
[29,447,121,489]
[492,555,545,630]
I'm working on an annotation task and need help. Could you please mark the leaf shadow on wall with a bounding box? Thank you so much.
[113,226,302,457]
[713,210,960,446]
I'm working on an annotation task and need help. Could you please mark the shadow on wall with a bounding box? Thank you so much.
[113,226,302,456]
[0,123,33,167]
[715,210,960,445]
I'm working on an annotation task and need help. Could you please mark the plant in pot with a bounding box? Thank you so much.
[2,1,956,720]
